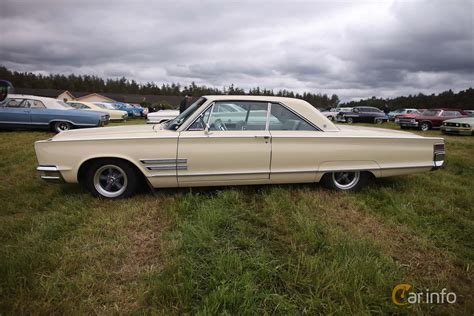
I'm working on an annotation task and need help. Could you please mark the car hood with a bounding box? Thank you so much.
[335,124,425,138]
[51,124,157,141]
[443,117,474,124]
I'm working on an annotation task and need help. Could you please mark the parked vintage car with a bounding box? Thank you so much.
[336,106,389,124]
[1,94,109,132]
[397,108,466,131]
[129,103,149,116]
[35,95,445,198]
[319,107,352,121]
[108,102,144,117]
[440,114,474,135]
[388,108,421,121]
[68,101,128,121]
[147,109,180,124]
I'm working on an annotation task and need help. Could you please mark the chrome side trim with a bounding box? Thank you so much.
[147,165,187,171]
[141,158,187,164]
[37,165,65,183]
[37,165,59,172]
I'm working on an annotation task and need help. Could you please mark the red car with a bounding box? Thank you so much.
[396,108,466,131]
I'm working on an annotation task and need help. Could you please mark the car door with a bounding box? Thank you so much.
[177,101,271,185]
[27,99,54,127]
[0,98,31,127]
[268,102,320,184]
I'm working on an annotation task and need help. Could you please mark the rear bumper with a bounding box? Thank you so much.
[37,165,64,183]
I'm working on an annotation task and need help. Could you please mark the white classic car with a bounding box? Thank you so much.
[35,95,445,198]
[319,107,353,121]
[146,109,180,124]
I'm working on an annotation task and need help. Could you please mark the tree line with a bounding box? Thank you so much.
[342,88,474,110]
[0,66,339,108]
[1,66,472,109]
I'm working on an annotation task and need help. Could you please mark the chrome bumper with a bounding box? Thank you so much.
[37,165,64,183]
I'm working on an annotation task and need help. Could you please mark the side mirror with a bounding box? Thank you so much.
[0,80,12,103]
[204,123,210,134]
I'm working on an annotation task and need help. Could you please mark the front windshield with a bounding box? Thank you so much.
[166,97,207,130]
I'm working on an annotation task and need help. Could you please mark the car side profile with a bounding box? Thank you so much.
[68,101,128,121]
[388,108,421,121]
[35,95,445,199]
[336,106,389,124]
[397,109,465,131]
[1,94,110,133]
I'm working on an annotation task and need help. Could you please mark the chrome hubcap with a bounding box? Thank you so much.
[332,171,360,190]
[58,122,69,131]
[93,165,128,198]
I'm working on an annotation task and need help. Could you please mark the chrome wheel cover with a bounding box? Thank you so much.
[57,122,70,132]
[332,171,360,190]
[420,122,429,131]
[93,164,128,198]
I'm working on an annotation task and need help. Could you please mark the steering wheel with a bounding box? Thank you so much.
[214,119,227,131]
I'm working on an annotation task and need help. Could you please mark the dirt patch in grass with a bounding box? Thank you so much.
[107,198,170,313]
[294,190,462,283]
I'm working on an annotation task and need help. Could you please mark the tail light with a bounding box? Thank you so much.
[433,143,445,168]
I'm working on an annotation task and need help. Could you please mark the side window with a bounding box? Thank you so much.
[30,100,46,108]
[5,99,27,108]
[269,103,317,131]
[442,111,456,117]
[209,101,268,131]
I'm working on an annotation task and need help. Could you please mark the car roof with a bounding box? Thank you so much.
[197,95,339,132]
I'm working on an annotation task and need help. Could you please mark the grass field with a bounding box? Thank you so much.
[0,120,473,314]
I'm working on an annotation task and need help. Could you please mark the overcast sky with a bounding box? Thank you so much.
[0,0,473,101]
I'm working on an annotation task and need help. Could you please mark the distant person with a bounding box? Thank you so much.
[179,94,192,113]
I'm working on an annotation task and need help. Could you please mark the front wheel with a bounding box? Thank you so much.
[375,118,383,124]
[321,171,370,192]
[84,160,139,198]
[346,117,354,124]
[419,121,430,131]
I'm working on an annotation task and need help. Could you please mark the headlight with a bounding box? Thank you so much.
[442,122,447,126]
[462,123,470,128]
[456,123,460,127]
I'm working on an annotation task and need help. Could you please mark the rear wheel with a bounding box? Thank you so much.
[346,117,354,124]
[53,121,71,133]
[321,171,370,192]
[419,121,431,131]
[327,116,334,121]
[84,160,139,198]
[375,118,383,124]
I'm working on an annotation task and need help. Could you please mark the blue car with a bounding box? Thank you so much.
[0,94,110,133]
[107,102,144,117]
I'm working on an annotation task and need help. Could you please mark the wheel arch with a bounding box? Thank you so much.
[77,156,148,186]
[48,119,76,129]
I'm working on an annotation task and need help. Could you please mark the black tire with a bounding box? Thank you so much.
[375,118,383,124]
[84,159,139,199]
[321,171,370,192]
[53,121,71,133]
[346,117,354,124]
[328,116,334,121]
[419,121,431,131]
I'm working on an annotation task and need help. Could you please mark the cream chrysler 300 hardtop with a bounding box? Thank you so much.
[35,95,445,198]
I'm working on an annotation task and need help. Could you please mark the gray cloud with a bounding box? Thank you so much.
[0,0,472,101]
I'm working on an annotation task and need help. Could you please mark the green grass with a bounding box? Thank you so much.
[0,121,473,314]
